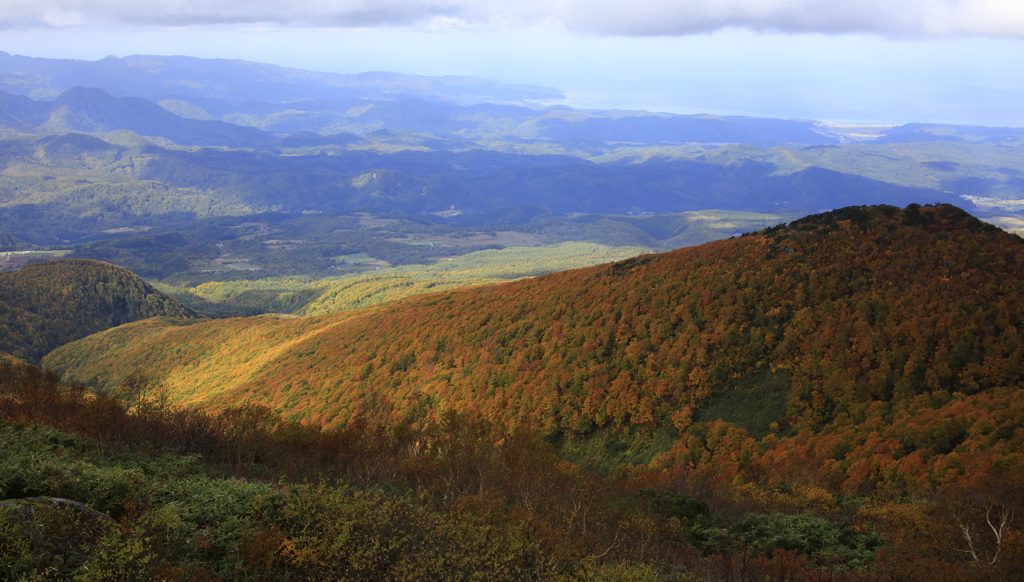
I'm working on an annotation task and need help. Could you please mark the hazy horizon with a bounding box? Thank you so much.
[2,1,1023,127]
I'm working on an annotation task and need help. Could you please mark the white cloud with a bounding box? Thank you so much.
[921,0,1024,36]
[2,0,1023,37]
[547,0,1024,37]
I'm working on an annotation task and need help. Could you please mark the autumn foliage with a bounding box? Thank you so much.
[25,203,1024,579]
[4,355,1023,580]
[46,204,1024,435]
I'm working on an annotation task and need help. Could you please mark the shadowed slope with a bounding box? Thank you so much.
[0,259,202,362]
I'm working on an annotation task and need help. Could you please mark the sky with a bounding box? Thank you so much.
[1,0,1023,127]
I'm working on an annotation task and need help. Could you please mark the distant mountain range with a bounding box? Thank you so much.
[0,51,1022,267]
[0,52,565,106]
[0,86,274,147]
[0,126,971,246]
[3,52,1022,147]
[0,84,837,148]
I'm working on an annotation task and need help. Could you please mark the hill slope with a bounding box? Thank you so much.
[0,259,202,363]
[44,204,1023,434]
[0,87,276,147]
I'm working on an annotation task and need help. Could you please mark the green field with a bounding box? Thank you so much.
[0,249,72,271]
[156,241,654,317]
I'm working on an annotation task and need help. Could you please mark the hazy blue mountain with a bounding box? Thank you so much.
[875,122,1024,144]
[0,123,972,247]
[0,52,840,146]
[536,112,834,145]
[0,50,1018,261]
[0,86,840,149]
[0,87,277,147]
[4,52,1023,150]
[0,91,47,129]
[0,52,563,106]
[401,159,969,215]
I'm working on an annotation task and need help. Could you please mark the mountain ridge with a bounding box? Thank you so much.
[0,51,564,106]
[44,204,1023,438]
[0,124,973,247]
[0,51,1021,291]
[0,86,277,147]
[3,52,1021,144]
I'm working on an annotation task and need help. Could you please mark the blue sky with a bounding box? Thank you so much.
[1,0,1023,126]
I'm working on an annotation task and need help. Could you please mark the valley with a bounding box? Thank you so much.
[1,52,1023,581]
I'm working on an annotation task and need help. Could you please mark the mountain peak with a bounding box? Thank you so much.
[775,203,993,236]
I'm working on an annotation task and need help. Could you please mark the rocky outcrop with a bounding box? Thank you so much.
[0,496,118,567]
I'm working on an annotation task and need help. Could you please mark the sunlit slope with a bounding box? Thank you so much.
[300,241,652,315]
[44,204,1024,434]
[42,314,368,415]
[156,241,652,317]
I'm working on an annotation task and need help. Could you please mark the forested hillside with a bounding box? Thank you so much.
[46,205,1024,462]
[0,259,201,362]
[3,51,1024,580]
[20,203,1024,579]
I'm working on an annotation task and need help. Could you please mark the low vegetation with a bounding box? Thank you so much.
[3,359,1020,580]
